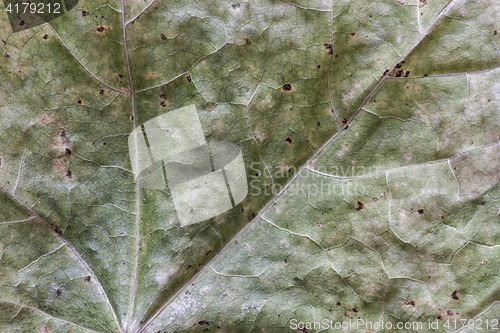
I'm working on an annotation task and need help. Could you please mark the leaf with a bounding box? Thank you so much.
[0,0,499,332]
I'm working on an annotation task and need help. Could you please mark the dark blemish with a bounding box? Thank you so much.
[441,215,444,219]
[488,99,491,102]
[424,74,428,77]
[19,21,25,26]
[42,34,48,39]
[285,137,292,144]
[396,63,402,69]
[60,130,66,137]
[495,31,498,36]
[341,118,348,127]
[96,26,105,32]
[352,308,358,312]
[205,250,212,256]
[282,83,292,92]
[161,33,168,41]
[284,258,287,263]
[187,264,192,269]
[77,98,83,105]
[198,320,210,326]
[208,109,213,112]
[159,94,166,99]
[221,294,227,301]
[480,201,486,205]
[383,69,389,75]
[481,260,487,265]
[447,310,454,316]
[55,226,63,235]
[161,101,166,107]
[395,70,404,77]
[317,64,321,69]
[1,40,6,45]
[66,171,72,178]
[248,212,256,221]
[4,53,9,58]
[451,290,460,300]
[231,3,240,8]
[324,43,333,55]
[356,201,364,211]
[103,142,107,146]
[404,71,410,77]
[186,74,192,82]
[404,300,416,306]
[245,38,251,45]
[56,288,63,296]
[65,148,71,155]
[336,301,341,306]
[349,32,355,37]
[317,122,320,126]
[82,10,88,16]
[437,315,442,320]
[418,209,424,215]
[118,74,123,78]
[99,89,104,94]
[335,54,338,57]
[294,277,300,281]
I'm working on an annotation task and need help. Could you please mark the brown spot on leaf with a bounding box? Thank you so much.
[1,40,6,45]
[186,73,192,82]
[205,250,212,256]
[66,171,72,178]
[324,43,333,54]
[187,264,192,269]
[82,10,88,16]
[481,260,487,266]
[161,33,168,40]
[356,201,364,211]
[198,320,210,326]
[99,89,104,95]
[56,288,63,296]
[96,26,105,32]
[285,137,292,144]
[403,300,416,306]
[317,222,323,227]
[317,64,321,69]
[418,209,424,215]
[77,98,83,105]
[341,118,348,127]
[159,94,166,99]
[282,83,292,92]
[19,21,25,26]
[495,31,498,36]
[336,301,341,306]
[84,276,91,282]
[161,101,166,107]
[447,310,454,316]
[65,148,71,155]
[349,32,355,37]
[451,290,460,300]
[248,212,256,222]
[55,226,63,235]
[4,53,9,58]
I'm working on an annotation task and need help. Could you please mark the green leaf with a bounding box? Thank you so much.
[0,0,499,331]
